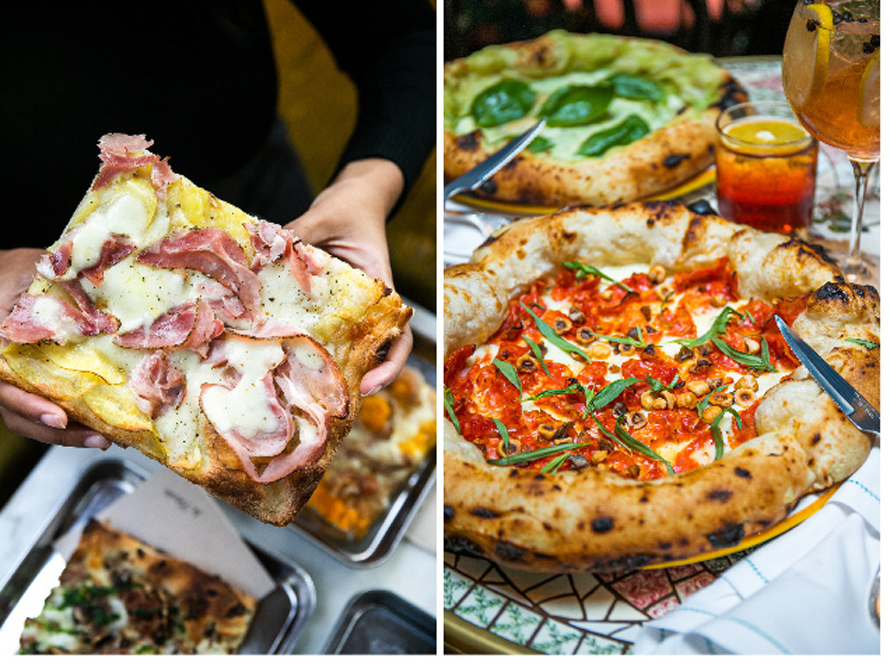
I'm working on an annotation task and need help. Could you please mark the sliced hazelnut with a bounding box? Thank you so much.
[626,464,642,479]
[676,392,698,409]
[706,377,724,390]
[589,450,609,464]
[640,305,652,321]
[661,391,676,410]
[648,264,667,284]
[687,380,710,396]
[640,390,657,410]
[516,353,538,373]
[675,346,695,362]
[734,388,757,408]
[710,294,727,308]
[552,315,573,335]
[628,411,648,429]
[744,337,761,354]
[698,341,715,356]
[498,438,519,458]
[619,343,636,356]
[568,307,586,324]
[710,390,734,408]
[612,401,628,418]
[701,405,723,424]
[589,343,611,360]
[735,374,759,392]
[577,326,596,343]
[537,423,558,440]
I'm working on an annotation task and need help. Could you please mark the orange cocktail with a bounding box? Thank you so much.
[782,0,879,279]
[716,103,818,235]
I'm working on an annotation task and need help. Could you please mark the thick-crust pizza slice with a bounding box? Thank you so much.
[443,201,878,573]
[444,30,747,207]
[19,520,255,654]
[0,134,412,526]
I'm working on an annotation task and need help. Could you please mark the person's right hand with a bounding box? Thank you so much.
[0,248,109,449]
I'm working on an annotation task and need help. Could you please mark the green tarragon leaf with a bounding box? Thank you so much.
[492,417,510,448]
[562,260,636,293]
[487,441,587,467]
[696,384,727,417]
[675,306,741,349]
[521,302,590,363]
[712,337,777,372]
[444,387,461,435]
[709,407,743,460]
[645,373,680,392]
[586,377,643,413]
[590,328,647,348]
[846,338,879,349]
[541,449,576,474]
[591,415,674,475]
[492,358,522,394]
[523,385,582,402]
[522,334,551,376]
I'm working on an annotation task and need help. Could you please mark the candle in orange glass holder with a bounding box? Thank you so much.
[716,101,818,235]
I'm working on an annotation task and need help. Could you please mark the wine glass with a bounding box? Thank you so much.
[782,0,880,281]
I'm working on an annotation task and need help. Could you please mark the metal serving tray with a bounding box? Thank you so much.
[324,589,436,655]
[0,459,315,655]
[290,316,437,567]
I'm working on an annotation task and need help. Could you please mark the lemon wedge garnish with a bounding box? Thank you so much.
[783,2,834,108]
[858,48,880,127]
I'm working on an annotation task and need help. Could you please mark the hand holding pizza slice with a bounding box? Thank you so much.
[0,134,412,525]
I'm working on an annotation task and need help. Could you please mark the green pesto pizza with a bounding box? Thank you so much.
[444,30,747,207]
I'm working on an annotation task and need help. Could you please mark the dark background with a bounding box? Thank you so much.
[444,0,797,61]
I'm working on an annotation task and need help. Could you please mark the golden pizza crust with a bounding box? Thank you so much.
[443,201,878,572]
[444,31,748,206]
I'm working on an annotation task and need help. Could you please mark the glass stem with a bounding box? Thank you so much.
[843,159,877,280]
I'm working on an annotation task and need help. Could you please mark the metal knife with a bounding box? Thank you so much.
[775,316,880,435]
[443,120,546,204]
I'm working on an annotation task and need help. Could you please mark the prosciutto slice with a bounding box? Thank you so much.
[247,220,321,296]
[0,294,106,344]
[200,335,348,484]
[130,351,185,418]
[138,228,262,321]
[115,299,223,356]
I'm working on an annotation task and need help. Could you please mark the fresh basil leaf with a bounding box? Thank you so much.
[526,135,555,153]
[577,114,650,157]
[471,80,536,128]
[562,260,636,293]
[444,388,461,435]
[487,441,586,466]
[846,338,879,349]
[523,334,551,376]
[539,83,614,127]
[645,373,680,392]
[492,358,522,393]
[713,337,777,372]
[611,73,664,101]
[521,303,590,363]
[492,417,510,448]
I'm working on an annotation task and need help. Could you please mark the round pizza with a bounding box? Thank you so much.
[444,30,747,207]
[443,201,879,573]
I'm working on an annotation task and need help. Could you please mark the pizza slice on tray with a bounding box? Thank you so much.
[19,520,255,654]
[443,202,879,572]
[0,134,412,526]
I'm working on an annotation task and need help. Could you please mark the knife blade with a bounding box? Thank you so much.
[775,316,880,435]
[444,120,546,204]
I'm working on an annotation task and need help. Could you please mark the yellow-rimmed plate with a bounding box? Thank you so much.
[449,166,716,216]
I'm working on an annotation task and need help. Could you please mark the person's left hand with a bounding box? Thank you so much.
[285,158,412,396]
